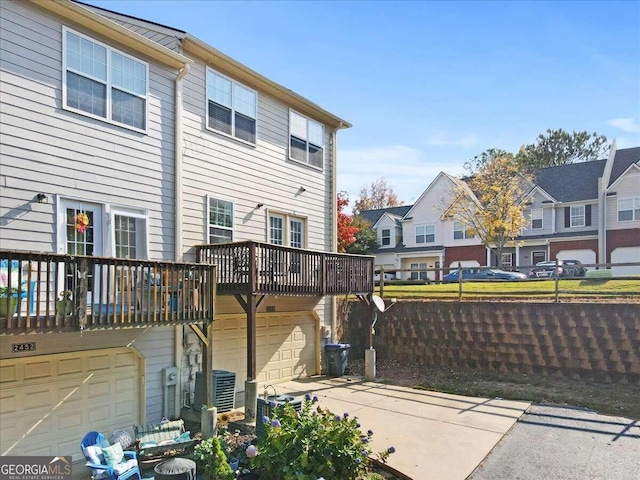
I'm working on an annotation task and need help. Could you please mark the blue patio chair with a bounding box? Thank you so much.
[80,431,142,480]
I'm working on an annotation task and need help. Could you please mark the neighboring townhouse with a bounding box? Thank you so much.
[0,0,371,463]
[362,144,639,277]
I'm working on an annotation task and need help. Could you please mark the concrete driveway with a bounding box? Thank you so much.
[277,376,530,480]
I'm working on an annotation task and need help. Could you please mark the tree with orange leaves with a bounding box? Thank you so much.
[337,192,358,252]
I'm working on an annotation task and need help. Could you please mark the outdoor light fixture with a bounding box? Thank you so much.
[299,186,306,193]
[255,203,264,209]
[36,193,48,204]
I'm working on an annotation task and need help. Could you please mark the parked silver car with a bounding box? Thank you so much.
[528,260,587,278]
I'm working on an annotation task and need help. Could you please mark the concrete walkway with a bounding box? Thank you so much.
[276,376,530,480]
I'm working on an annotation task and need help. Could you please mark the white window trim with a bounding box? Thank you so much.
[416,224,435,244]
[531,208,543,230]
[205,68,258,147]
[617,196,639,222]
[288,109,325,171]
[453,221,474,240]
[207,195,234,243]
[266,210,308,248]
[110,207,149,260]
[570,205,585,227]
[501,253,513,267]
[62,27,149,134]
[381,228,391,246]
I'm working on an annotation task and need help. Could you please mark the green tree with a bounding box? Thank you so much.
[446,155,533,268]
[353,177,402,215]
[345,217,380,255]
[515,129,609,170]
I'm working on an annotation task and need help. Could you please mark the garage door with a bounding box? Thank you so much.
[0,348,141,461]
[556,249,596,267]
[611,247,640,276]
[211,313,317,389]
[449,260,480,268]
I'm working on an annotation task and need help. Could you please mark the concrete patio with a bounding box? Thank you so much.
[276,376,530,480]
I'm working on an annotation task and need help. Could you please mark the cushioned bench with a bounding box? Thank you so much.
[133,419,198,461]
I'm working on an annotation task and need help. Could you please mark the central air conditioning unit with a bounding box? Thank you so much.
[192,370,236,413]
[256,395,302,437]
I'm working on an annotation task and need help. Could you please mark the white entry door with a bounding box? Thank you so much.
[58,199,104,304]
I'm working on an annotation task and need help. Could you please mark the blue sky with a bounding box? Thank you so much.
[85,0,640,206]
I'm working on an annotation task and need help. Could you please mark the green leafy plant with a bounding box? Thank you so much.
[193,436,235,480]
[250,394,395,480]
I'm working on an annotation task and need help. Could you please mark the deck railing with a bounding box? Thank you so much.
[0,250,215,334]
[196,241,374,296]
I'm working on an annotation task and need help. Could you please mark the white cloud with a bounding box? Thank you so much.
[423,133,479,148]
[607,117,640,133]
[337,145,465,207]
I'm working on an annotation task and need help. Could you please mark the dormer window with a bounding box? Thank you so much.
[381,229,391,246]
[531,209,543,229]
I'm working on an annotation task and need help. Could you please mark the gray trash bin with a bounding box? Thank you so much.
[325,343,350,377]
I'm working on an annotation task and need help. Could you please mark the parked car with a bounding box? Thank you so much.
[528,260,586,278]
[443,268,527,282]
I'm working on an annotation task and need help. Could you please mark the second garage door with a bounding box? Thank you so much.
[211,312,317,389]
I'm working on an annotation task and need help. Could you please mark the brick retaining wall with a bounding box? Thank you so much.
[338,301,640,383]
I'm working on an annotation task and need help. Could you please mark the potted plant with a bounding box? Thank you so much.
[0,285,22,317]
[56,290,74,316]
[193,436,235,480]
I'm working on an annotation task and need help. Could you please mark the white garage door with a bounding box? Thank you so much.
[0,348,141,461]
[449,260,481,269]
[556,249,596,267]
[212,313,316,390]
[611,247,640,276]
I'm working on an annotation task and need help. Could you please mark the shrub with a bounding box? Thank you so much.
[250,394,394,480]
[193,436,235,480]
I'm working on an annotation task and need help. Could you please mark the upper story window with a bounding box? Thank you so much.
[289,111,324,169]
[206,69,257,144]
[416,225,435,244]
[453,221,474,239]
[531,209,543,229]
[618,197,640,221]
[570,205,585,227]
[63,28,148,132]
[207,196,233,243]
[381,229,391,246]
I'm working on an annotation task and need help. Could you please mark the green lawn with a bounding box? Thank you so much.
[376,279,640,300]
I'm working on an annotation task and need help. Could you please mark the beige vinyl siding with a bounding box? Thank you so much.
[0,0,176,259]
[607,170,640,230]
[522,193,554,236]
[402,176,452,249]
[181,61,332,257]
[554,202,599,233]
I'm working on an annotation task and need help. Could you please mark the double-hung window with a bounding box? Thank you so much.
[531,209,543,229]
[570,205,585,227]
[289,110,324,169]
[64,28,148,131]
[416,225,435,244]
[410,263,428,280]
[618,197,640,221]
[381,229,391,246]
[206,69,257,144]
[207,197,233,243]
[453,221,474,239]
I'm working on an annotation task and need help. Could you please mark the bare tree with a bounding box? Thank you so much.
[353,177,402,214]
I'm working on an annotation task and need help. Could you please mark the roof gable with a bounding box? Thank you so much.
[358,206,412,227]
[608,146,640,187]
[403,172,459,220]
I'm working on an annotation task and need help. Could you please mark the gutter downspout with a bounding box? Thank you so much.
[330,123,343,344]
[174,63,190,419]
